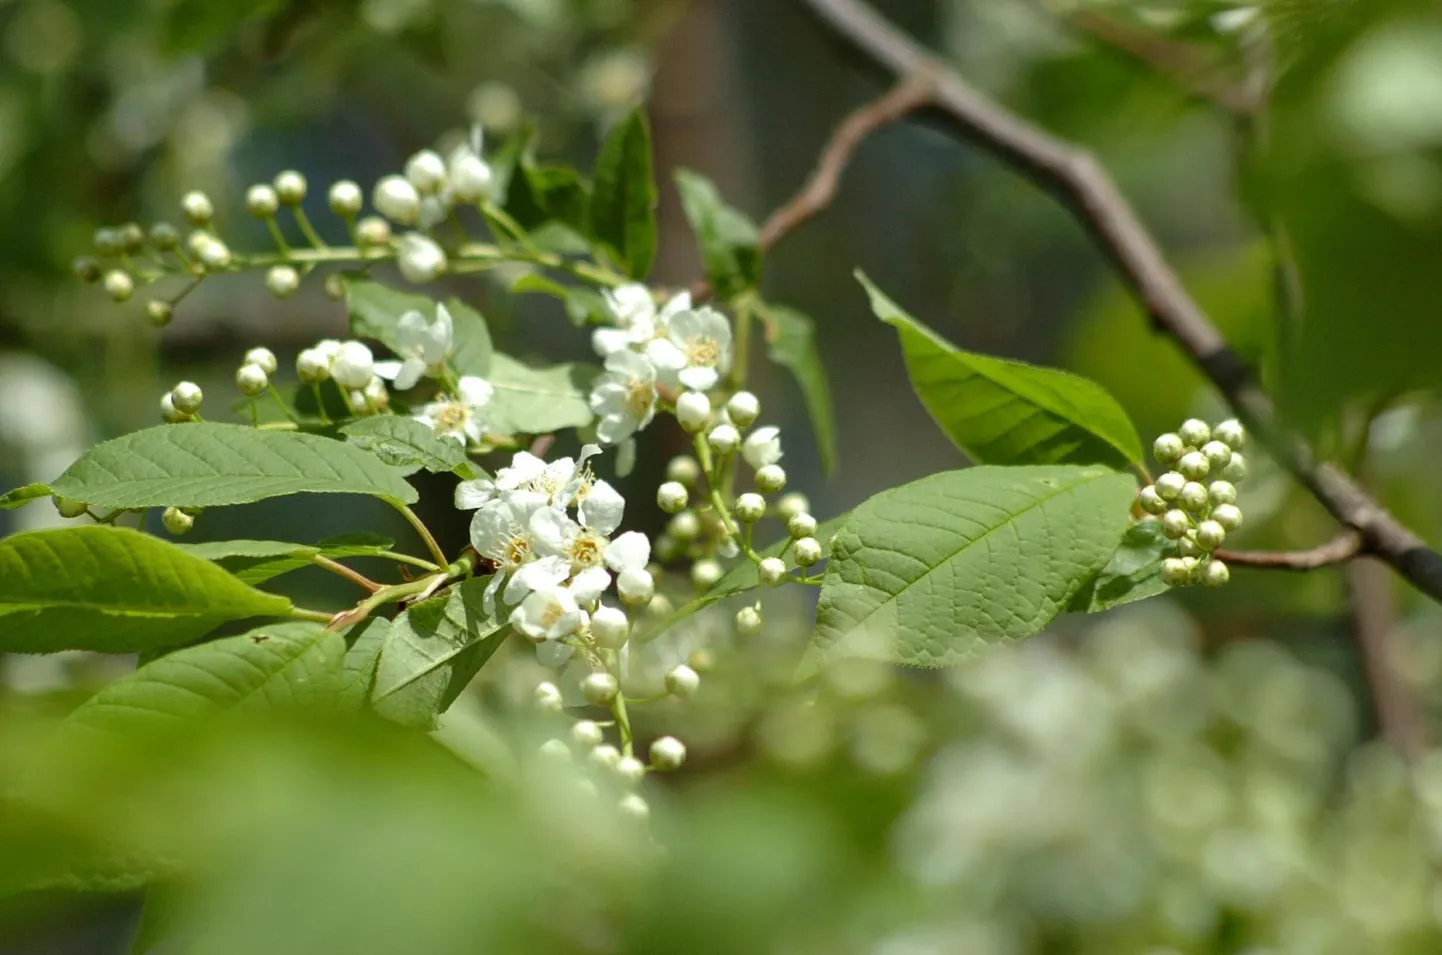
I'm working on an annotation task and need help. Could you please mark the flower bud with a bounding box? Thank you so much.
[236,363,269,397]
[665,663,700,699]
[1153,432,1185,465]
[53,496,87,519]
[726,391,760,428]
[777,493,810,521]
[328,180,363,217]
[754,464,787,494]
[373,175,420,225]
[667,511,700,542]
[571,720,605,748]
[149,222,180,251]
[734,492,766,523]
[783,514,815,541]
[1177,537,1202,559]
[160,392,188,424]
[171,381,203,415]
[1161,558,1189,587]
[73,256,101,283]
[162,506,194,535]
[1154,471,1186,501]
[145,300,173,327]
[405,150,448,195]
[1179,418,1211,447]
[356,216,392,249]
[657,481,689,514]
[1201,440,1233,472]
[650,736,687,771]
[675,391,711,434]
[1161,509,1190,540]
[1195,520,1226,551]
[615,756,646,786]
[618,793,650,820]
[1220,454,1247,483]
[93,227,124,256]
[617,567,655,607]
[538,738,571,761]
[243,347,278,376]
[265,264,300,299]
[793,536,822,568]
[245,184,279,218]
[708,424,740,456]
[1177,451,1210,481]
[1208,480,1237,506]
[666,455,701,486]
[582,671,619,705]
[331,341,375,390]
[181,190,214,225]
[1137,486,1167,515]
[1211,503,1243,532]
[590,605,630,649]
[1213,419,1245,450]
[1179,481,1209,514]
[449,151,494,203]
[397,233,447,283]
[759,556,787,587]
[735,606,763,637]
[103,270,134,303]
[1202,560,1230,588]
[273,170,307,205]
[690,558,723,590]
[589,744,621,769]
[534,681,564,713]
[297,348,330,383]
[197,237,232,269]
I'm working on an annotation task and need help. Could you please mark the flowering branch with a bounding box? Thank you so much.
[797,0,1442,604]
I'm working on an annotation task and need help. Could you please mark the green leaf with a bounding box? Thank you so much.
[507,163,591,236]
[344,277,494,379]
[486,353,599,435]
[1068,519,1173,613]
[177,535,400,587]
[341,416,466,475]
[49,423,417,510]
[589,108,658,278]
[674,169,761,299]
[812,466,1136,668]
[757,302,840,475]
[64,621,345,735]
[338,616,391,713]
[371,578,508,729]
[0,527,295,654]
[859,273,1144,471]
[0,483,52,509]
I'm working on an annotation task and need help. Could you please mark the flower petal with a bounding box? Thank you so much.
[604,531,651,573]
[579,479,625,535]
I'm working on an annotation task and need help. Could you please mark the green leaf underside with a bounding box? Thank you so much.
[341,416,466,475]
[49,423,418,509]
[590,108,658,279]
[0,483,52,509]
[758,302,840,475]
[674,169,760,299]
[344,277,494,380]
[1069,519,1173,613]
[813,466,1136,668]
[859,273,1144,471]
[338,616,391,713]
[486,354,598,435]
[178,535,401,587]
[64,621,345,736]
[371,577,508,729]
[0,527,294,654]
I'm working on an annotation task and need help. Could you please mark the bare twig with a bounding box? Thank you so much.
[1215,531,1362,571]
[1348,557,1426,757]
[797,0,1442,604]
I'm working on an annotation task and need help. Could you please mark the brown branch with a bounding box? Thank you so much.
[1215,531,1362,571]
[798,0,1442,605]
[757,73,937,252]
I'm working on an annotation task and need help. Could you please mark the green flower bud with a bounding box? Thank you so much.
[1179,481,1209,513]
[1195,520,1226,551]
[1153,432,1185,465]
[1155,472,1186,501]
[1213,419,1245,450]
[1208,480,1237,506]
[1179,418,1211,447]
[1162,509,1191,540]
[162,506,194,535]
[1202,560,1230,588]
[1212,503,1243,532]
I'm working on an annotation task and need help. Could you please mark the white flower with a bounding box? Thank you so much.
[405,149,448,195]
[454,445,601,511]
[589,350,657,445]
[646,305,732,391]
[510,585,585,642]
[469,494,569,612]
[532,478,624,568]
[374,304,454,390]
[742,426,782,469]
[397,233,447,283]
[593,284,657,356]
[373,175,420,225]
[330,341,375,390]
[449,126,495,204]
[414,375,493,444]
[605,530,650,576]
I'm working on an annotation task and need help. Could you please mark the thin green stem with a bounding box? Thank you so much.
[694,435,762,563]
[311,383,331,425]
[609,685,635,758]
[326,573,447,632]
[291,206,329,249]
[248,397,260,428]
[267,383,300,424]
[375,550,442,572]
[291,608,335,624]
[391,501,449,568]
[264,216,293,256]
[311,554,381,592]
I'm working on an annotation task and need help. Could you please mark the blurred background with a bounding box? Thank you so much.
[4,0,1442,952]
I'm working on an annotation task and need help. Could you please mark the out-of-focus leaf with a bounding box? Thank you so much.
[344,277,494,380]
[486,353,599,434]
[674,169,760,299]
[590,108,657,278]
[0,483,51,509]
[757,301,839,475]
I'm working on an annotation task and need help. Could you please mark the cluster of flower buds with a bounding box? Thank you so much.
[1137,418,1247,588]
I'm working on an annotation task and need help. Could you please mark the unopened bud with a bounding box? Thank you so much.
[246,184,279,218]
[162,506,194,535]
[265,264,300,299]
[328,180,364,217]
[273,170,307,205]
[649,736,687,771]
[665,664,700,699]
[236,363,269,397]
